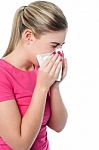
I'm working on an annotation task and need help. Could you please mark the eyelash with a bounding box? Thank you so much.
[52,45,58,48]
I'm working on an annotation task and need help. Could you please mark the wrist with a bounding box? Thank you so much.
[51,82,60,89]
[50,85,60,94]
[35,84,49,94]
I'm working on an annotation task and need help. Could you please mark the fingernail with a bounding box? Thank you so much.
[57,51,61,55]
[60,59,63,62]
[57,51,63,57]
[52,51,56,55]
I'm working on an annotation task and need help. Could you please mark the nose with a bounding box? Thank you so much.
[57,45,62,49]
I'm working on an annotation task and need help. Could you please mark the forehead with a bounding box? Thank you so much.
[39,30,67,43]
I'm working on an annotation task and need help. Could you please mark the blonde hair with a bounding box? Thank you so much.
[3,1,68,57]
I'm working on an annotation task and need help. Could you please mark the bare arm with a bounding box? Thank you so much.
[47,83,68,132]
[0,53,62,150]
[20,85,48,149]
[0,87,48,150]
[47,58,68,132]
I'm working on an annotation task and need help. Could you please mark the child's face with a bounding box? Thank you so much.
[34,30,66,53]
[29,29,67,66]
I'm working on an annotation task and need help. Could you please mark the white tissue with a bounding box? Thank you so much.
[37,48,63,81]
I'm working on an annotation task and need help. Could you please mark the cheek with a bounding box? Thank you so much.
[33,41,53,54]
[37,47,53,54]
[42,45,54,53]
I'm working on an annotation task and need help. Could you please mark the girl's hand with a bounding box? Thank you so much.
[36,53,62,91]
[51,57,68,88]
[61,57,68,81]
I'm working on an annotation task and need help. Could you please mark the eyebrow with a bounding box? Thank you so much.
[51,42,65,46]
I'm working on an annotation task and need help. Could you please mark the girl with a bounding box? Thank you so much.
[0,1,68,150]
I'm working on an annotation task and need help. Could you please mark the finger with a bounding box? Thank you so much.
[54,61,63,79]
[62,58,67,69]
[45,53,59,72]
[49,55,61,75]
[62,58,68,79]
[40,54,54,69]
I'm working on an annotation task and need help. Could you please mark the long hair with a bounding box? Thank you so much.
[2,1,68,57]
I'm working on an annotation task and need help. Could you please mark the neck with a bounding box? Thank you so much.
[3,47,34,71]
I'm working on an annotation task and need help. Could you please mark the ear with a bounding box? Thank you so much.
[22,29,35,44]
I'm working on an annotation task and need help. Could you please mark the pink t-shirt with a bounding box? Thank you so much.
[0,59,51,150]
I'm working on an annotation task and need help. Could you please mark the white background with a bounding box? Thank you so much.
[0,0,99,150]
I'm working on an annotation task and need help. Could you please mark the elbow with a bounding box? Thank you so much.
[48,120,68,133]
[48,110,68,133]
[55,128,63,133]
[55,125,66,133]
[55,113,68,133]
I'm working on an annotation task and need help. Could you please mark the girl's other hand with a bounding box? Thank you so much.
[36,53,62,91]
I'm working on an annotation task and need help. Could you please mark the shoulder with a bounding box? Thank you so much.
[0,60,13,88]
[0,58,14,80]
[0,60,9,78]
[0,59,8,73]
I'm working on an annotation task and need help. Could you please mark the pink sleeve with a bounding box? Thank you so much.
[0,69,15,102]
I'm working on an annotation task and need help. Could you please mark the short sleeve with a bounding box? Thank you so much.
[0,69,15,102]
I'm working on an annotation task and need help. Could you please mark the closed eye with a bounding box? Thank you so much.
[52,45,58,48]
[51,42,65,48]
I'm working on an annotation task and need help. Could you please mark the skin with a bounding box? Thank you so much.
[3,29,68,131]
[3,29,67,71]
[0,29,68,149]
